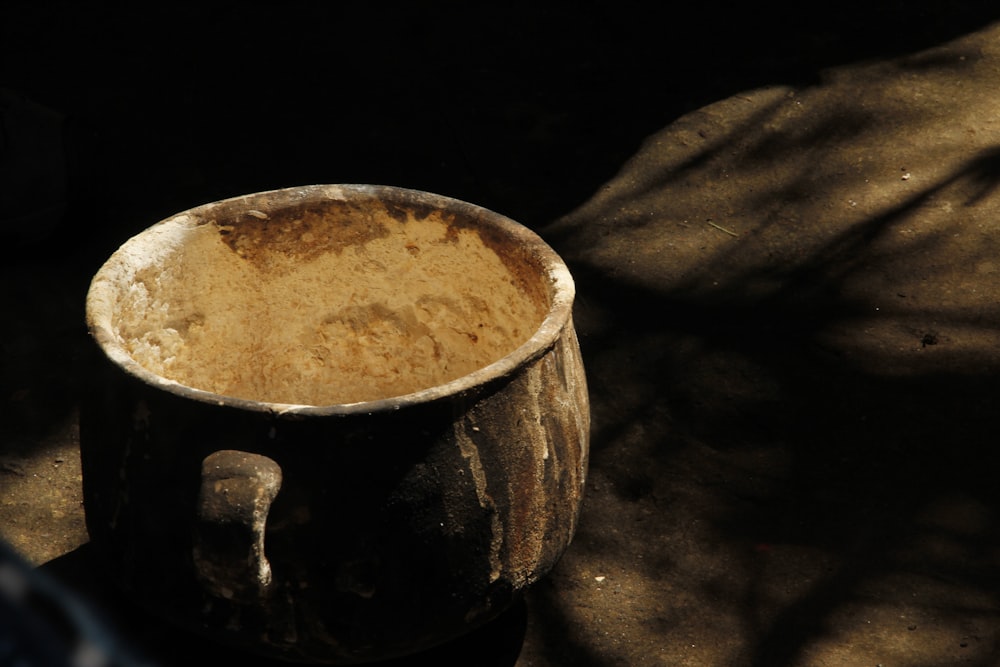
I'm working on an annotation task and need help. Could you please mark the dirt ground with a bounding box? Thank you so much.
[4,3,1000,666]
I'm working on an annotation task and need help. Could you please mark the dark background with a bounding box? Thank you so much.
[4,1,998,258]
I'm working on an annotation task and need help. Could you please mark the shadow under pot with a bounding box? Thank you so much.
[79,184,590,664]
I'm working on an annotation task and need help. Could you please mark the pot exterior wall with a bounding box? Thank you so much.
[79,321,588,664]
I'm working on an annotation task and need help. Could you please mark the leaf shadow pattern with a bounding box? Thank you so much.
[533,93,1000,663]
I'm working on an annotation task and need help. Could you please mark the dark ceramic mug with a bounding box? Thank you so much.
[80,185,589,663]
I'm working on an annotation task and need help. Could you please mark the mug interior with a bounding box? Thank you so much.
[87,186,568,407]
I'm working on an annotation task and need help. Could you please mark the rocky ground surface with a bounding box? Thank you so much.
[4,3,1000,666]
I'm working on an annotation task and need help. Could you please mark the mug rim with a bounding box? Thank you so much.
[85,184,576,416]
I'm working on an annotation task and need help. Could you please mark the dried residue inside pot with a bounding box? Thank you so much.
[106,203,548,405]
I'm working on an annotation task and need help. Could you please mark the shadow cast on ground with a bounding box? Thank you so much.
[533,114,1000,664]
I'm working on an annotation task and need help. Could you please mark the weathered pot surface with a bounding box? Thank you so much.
[80,184,589,663]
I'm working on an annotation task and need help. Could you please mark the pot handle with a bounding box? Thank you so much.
[193,450,282,602]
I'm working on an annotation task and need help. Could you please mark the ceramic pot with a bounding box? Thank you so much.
[80,185,589,664]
